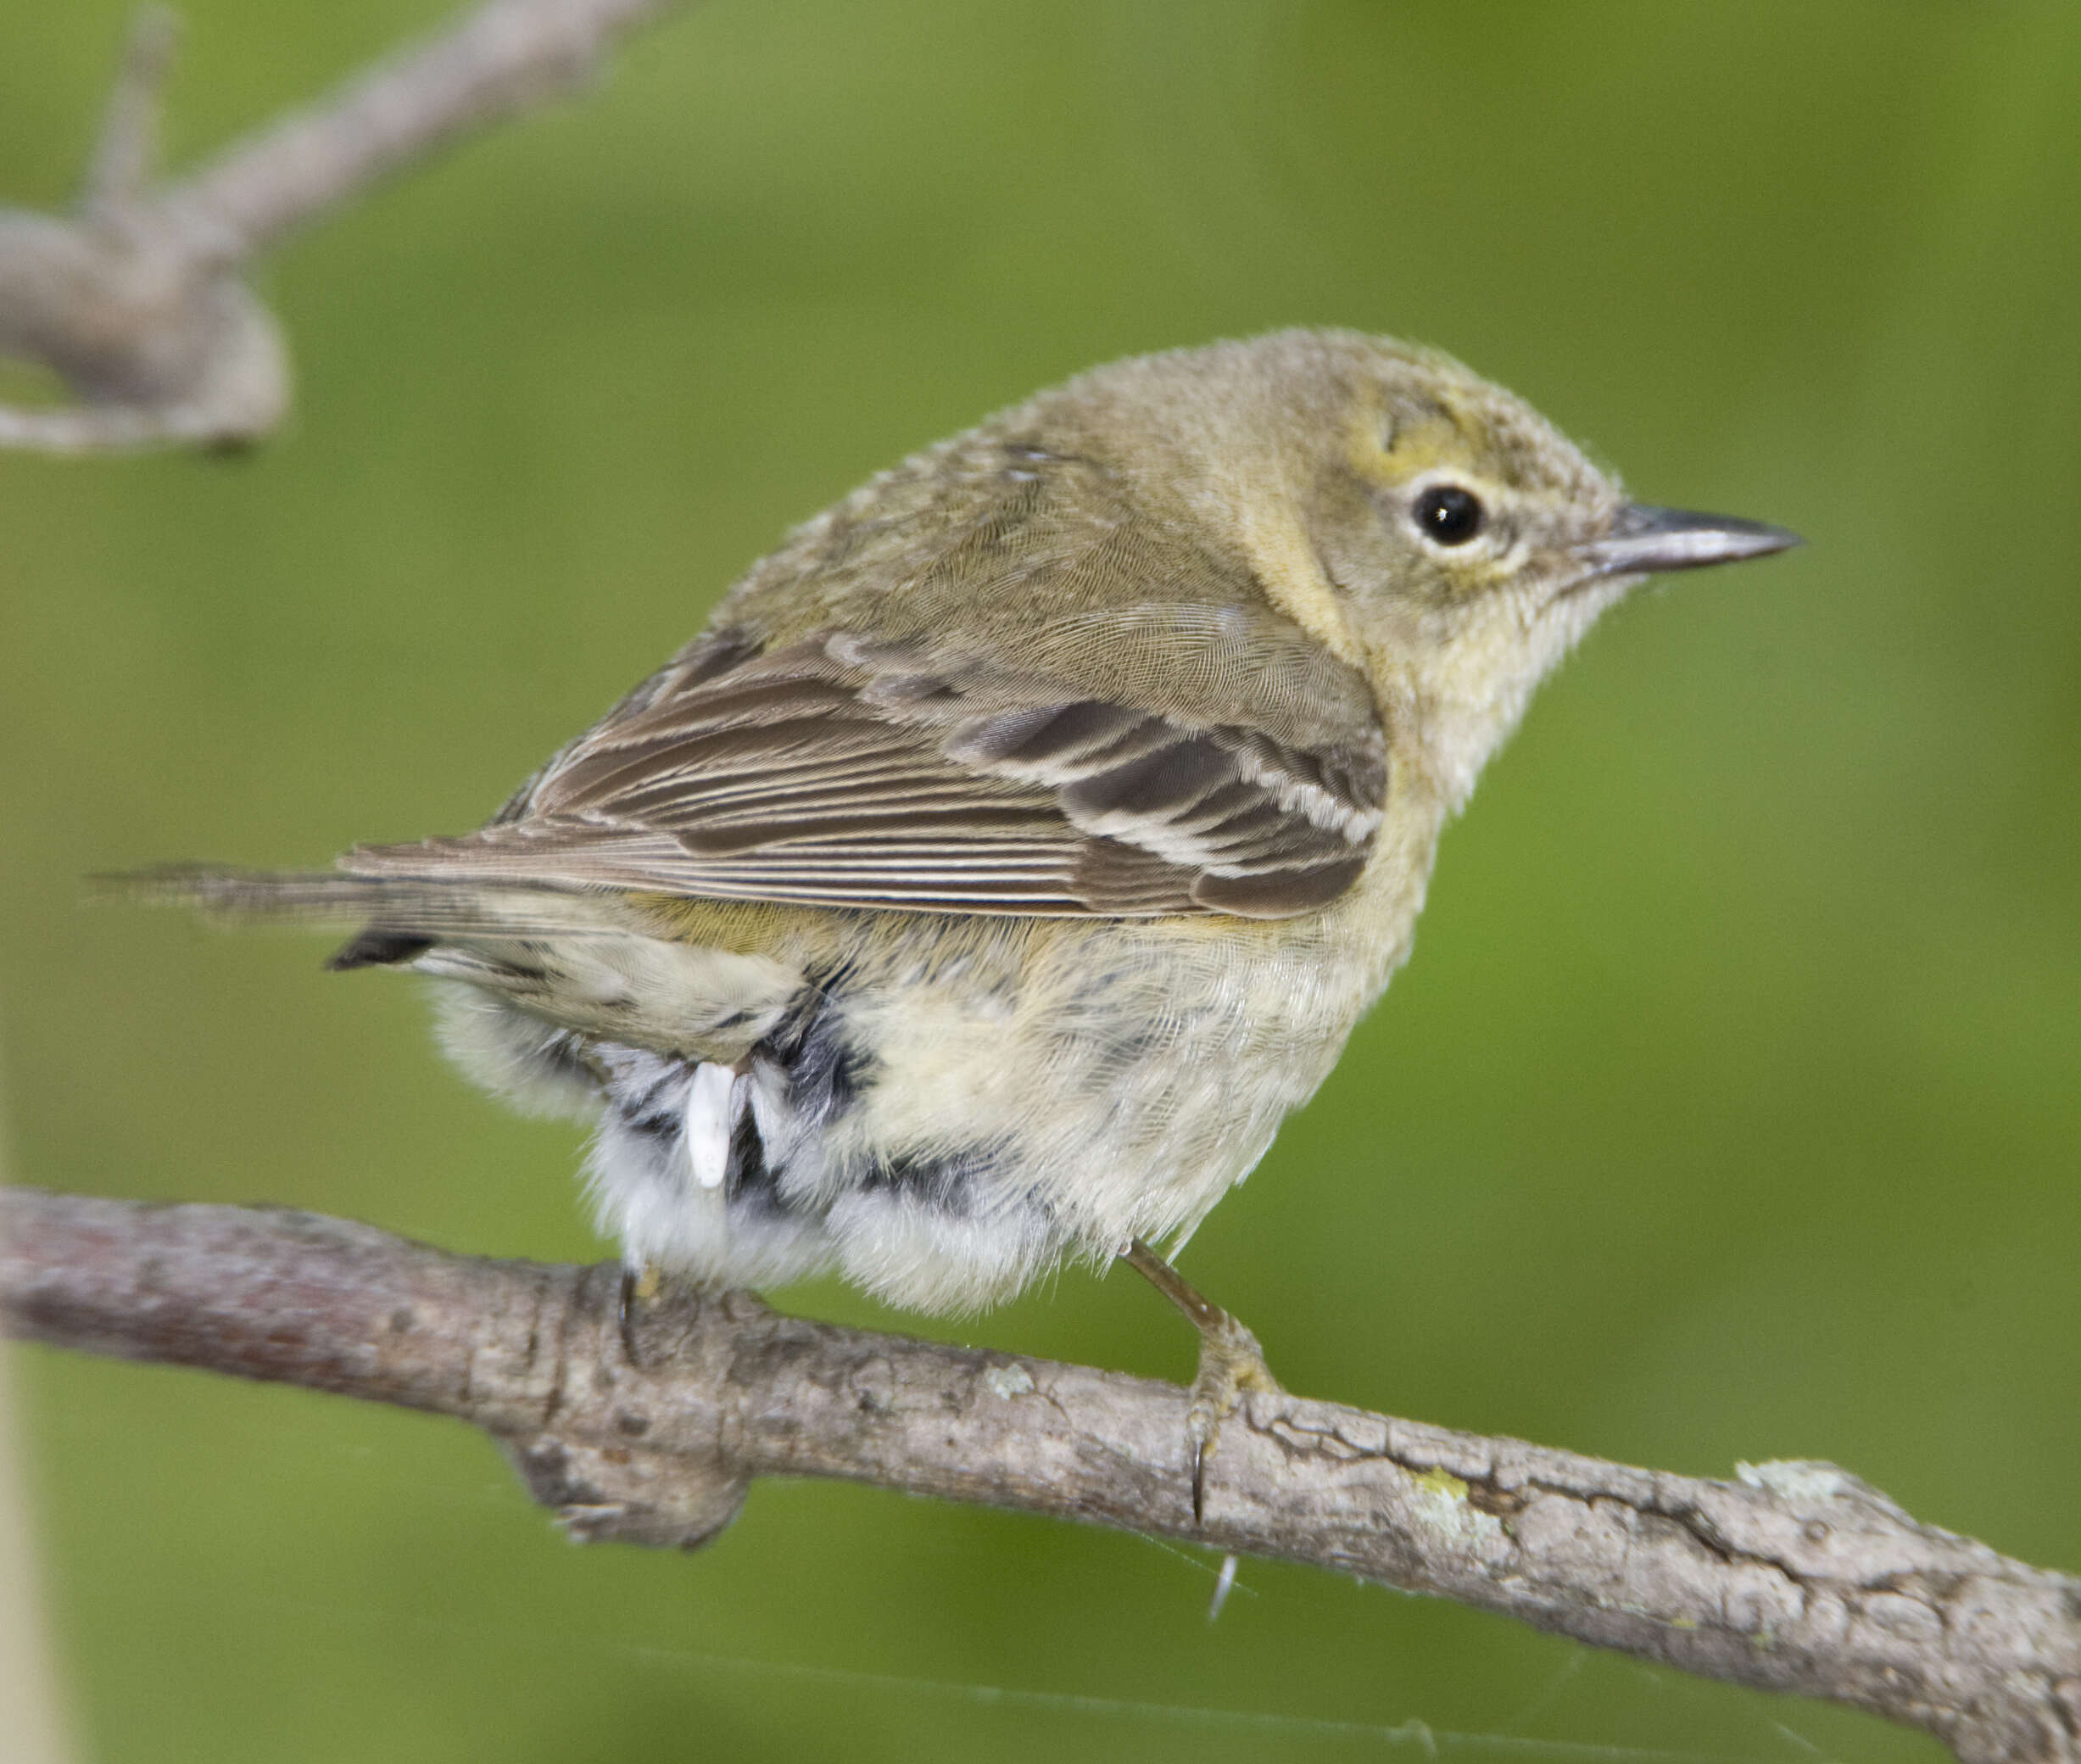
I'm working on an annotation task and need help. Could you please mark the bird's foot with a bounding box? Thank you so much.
[617,1260,663,1365]
[1121,1238,1284,1525]
[1182,1306,1281,1524]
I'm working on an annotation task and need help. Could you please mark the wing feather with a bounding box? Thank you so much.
[344,628,1386,921]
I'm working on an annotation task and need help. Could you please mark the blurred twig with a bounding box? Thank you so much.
[3,1186,2077,1763]
[0,0,679,454]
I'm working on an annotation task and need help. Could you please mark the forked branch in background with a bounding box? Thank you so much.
[0,0,680,453]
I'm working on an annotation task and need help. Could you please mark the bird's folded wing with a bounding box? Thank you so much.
[343,626,1389,921]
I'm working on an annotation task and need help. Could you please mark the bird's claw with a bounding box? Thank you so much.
[617,1261,662,1365]
[1185,1309,1281,1526]
[1117,1237,1283,1527]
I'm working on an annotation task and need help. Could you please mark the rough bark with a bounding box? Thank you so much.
[3,1186,2075,1762]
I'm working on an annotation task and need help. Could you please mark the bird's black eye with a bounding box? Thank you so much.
[1414,484,1485,545]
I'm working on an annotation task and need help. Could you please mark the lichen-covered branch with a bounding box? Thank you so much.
[3,1186,2074,1762]
[0,0,681,453]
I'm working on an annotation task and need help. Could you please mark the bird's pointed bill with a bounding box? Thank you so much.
[1579,504,1803,578]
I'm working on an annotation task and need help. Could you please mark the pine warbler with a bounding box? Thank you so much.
[151,331,1798,1499]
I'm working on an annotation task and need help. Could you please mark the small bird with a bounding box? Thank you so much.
[148,330,1797,1504]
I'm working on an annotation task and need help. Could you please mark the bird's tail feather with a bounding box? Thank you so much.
[103,864,639,950]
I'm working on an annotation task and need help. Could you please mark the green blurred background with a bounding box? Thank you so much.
[3,3,2077,1759]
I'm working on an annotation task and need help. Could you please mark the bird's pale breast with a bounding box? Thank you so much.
[439,795,1440,1312]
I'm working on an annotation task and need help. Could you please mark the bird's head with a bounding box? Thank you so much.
[1179,332,1801,805]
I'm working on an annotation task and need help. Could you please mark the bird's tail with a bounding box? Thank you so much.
[104,864,639,968]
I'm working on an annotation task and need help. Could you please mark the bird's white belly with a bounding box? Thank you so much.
[439,831,1433,1315]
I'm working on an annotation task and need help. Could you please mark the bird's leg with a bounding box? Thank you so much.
[617,1260,663,1365]
[1121,1238,1282,1525]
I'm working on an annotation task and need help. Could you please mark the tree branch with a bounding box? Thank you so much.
[3,1186,2075,1761]
[0,0,682,453]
